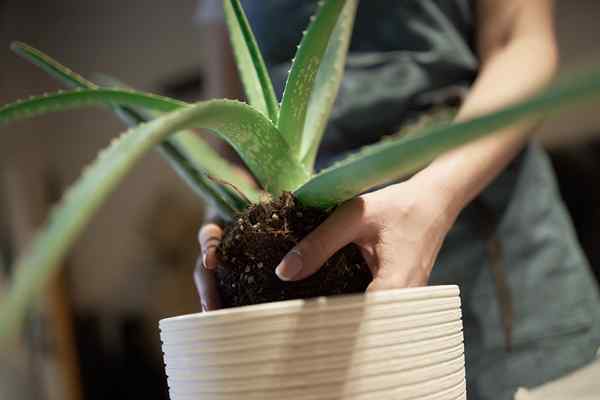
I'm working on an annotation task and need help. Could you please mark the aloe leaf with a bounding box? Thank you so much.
[111,96,255,213]
[91,73,261,207]
[223,0,279,123]
[12,42,260,208]
[278,0,349,155]
[0,89,308,194]
[167,132,260,206]
[117,107,258,210]
[159,141,241,217]
[0,53,238,215]
[300,0,358,169]
[295,70,600,208]
[11,41,98,89]
[11,43,151,127]
[0,88,185,122]
[0,99,303,339]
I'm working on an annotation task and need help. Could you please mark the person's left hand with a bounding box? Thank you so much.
[275,177,461,291]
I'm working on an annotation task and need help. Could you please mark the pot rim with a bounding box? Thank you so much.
[160,285,460,326]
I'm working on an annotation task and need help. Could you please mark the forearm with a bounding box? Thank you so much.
[414,24,558,217]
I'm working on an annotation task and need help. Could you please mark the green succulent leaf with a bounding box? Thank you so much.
[11,41,260,211]
[223,0,279,123]
[166,132,260,207]
[90,73,261,208]
[278,0,349,156]
[0,89,308,195]
[157,142,241,217]
[95,83,254,213]
[114,107,258,213]
[0,99,304,339]
[11,41,98,89]
[295,70,600,208]
[0,88,185,122]
[301,0,358,169]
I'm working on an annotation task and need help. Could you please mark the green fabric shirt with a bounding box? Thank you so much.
[242,2,600,399]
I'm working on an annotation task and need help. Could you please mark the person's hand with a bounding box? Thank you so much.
[194,223,223,311]
[194,166,256,311]
[274,177,461,291]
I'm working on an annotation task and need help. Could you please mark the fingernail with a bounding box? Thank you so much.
[275,249,303,281]
[202,252,208,269]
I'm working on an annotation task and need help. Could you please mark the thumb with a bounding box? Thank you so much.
[275,199,364,281]
[198,223,223,270]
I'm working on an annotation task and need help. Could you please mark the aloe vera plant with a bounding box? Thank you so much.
[2,0,600,337]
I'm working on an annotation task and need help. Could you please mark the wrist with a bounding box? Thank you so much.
[410,163,469,225]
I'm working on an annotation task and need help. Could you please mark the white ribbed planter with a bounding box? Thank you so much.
[160,285,466,400]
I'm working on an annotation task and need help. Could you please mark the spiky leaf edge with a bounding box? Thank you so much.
[295,70,600,208]
[11,41,260,210]
[93,73,255,211]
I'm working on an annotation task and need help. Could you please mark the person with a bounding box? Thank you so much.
[193,1,600,399]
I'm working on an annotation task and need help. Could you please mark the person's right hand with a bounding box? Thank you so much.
[194,223,223,311]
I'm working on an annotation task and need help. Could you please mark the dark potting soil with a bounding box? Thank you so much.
[216,192,372,308]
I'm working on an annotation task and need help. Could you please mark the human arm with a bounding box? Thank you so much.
[275,0,559,289]
[418,0,558,218]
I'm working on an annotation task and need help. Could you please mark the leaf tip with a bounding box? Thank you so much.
[9,41,24,53]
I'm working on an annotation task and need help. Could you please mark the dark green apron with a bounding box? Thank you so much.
[241,1,600,398]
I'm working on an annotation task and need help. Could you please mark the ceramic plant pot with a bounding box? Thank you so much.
[159,285,466,400]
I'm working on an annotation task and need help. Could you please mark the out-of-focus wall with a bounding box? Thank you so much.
[542,0,600,147]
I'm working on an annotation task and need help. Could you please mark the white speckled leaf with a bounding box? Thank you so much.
[301,0,357,169]
[278,0,348,156]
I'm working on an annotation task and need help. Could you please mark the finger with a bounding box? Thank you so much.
[193,256,222,311]
[275,199,365,281]
[198,223,223,270]
[366,276,394,292]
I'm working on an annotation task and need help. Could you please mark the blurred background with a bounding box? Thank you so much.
[0,0,600,399]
